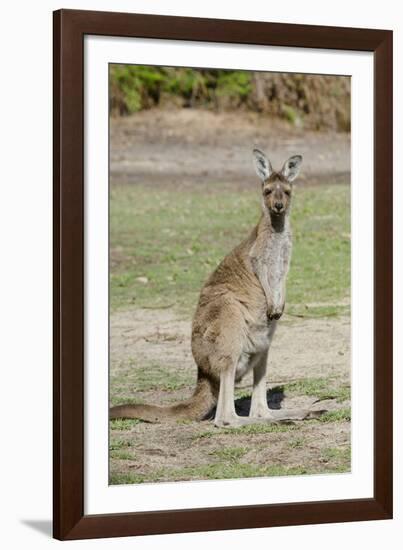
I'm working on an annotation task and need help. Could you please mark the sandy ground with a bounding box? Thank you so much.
[109,308,350,483]
[111,309,350,388]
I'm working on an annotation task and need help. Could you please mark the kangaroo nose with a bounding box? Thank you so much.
[275,202,283,211]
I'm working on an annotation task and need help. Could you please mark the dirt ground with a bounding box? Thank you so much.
[110,109,350,188]
[109,309,350,484]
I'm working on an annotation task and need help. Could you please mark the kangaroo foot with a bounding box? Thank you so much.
[214,415,277,428]
[214,413,296,428]
[214,407,327,428]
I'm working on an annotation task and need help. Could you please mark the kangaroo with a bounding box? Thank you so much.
[110,148,321,427]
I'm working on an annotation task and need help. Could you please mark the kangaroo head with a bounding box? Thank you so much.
[253,148,302,215]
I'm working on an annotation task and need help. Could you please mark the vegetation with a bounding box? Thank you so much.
[193,423,297,440]
[315,408,351,423]
[109,436,351,484]
[110,66,252,114]
[110,183,350,318]
[285,378,350,403]
[110,464,310,484]
[110,418,142,431]
[110,65,350,131]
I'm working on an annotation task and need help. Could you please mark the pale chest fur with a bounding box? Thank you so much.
[250,225,292,307]
[262,230,292,304]
[241,226,292,363]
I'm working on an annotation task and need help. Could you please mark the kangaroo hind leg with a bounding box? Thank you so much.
[249,350,271,419]
[249,325,327,422]
[214,359,238,427]
[249,355,317,422]
[214,354,276,428]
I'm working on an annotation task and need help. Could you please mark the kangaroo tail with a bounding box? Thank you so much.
[109,375,218,423]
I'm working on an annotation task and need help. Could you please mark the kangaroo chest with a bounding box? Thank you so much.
[261,232,291,299]
[240,230,292,361]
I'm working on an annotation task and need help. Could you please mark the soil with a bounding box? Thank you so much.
[109,308,350,483]
[110,109,350,189]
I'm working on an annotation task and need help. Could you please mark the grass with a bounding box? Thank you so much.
[315,408,351,422]
[285,377,350,403]
[108,406,351,484]
[110,437,136,460]
[110,418,142,431]
[110,183,350,317]
[109,359,194,413]
[109,359,194,406]
[111,361,193,392]
[109,442,351,484]
[288,437,305,449]
[320,446,351,473]
[109,438,133,451]
[109,464,309,485]
[193,422,297,440]
[109,182,351,484]
[209,447,248,461]
[110,449,136,461]
[109,430,351,484]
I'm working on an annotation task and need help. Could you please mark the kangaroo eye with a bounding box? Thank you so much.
[264,189,272,196]
[284,190,291,196]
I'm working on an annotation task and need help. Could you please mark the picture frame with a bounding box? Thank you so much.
[53,8,393,540]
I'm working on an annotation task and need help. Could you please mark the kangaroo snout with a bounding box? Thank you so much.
[274,201,284,212]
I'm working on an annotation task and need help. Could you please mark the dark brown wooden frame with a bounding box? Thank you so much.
[53,8,393,541]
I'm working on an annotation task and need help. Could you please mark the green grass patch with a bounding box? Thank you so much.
[110,449,136,461]
[129,363,192,391]
[234,388,254,400]
[110,418,142,431]
[110,184,350,316]
[209,447,248,461]
[288,437,305,449]
[320,446,351,473]
[109,463,308,485]
[315,408,351,423]
[194,422,296,440]
[109,438,133,451]
[110,359,193,395]
[285,378,350,403]
[110,472,149,485]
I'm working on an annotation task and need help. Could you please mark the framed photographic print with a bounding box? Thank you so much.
[53,9,393,540]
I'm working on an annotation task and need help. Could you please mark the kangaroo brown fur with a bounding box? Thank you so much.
[110,149,321,427]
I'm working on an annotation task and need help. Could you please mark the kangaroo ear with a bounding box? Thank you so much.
[253,148,273,182]
[281,155,303,182]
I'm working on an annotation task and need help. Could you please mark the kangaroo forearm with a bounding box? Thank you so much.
[272,281,286,309]
[258,274,287,321]
[253,263,273,309]
[260,280,275,310]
